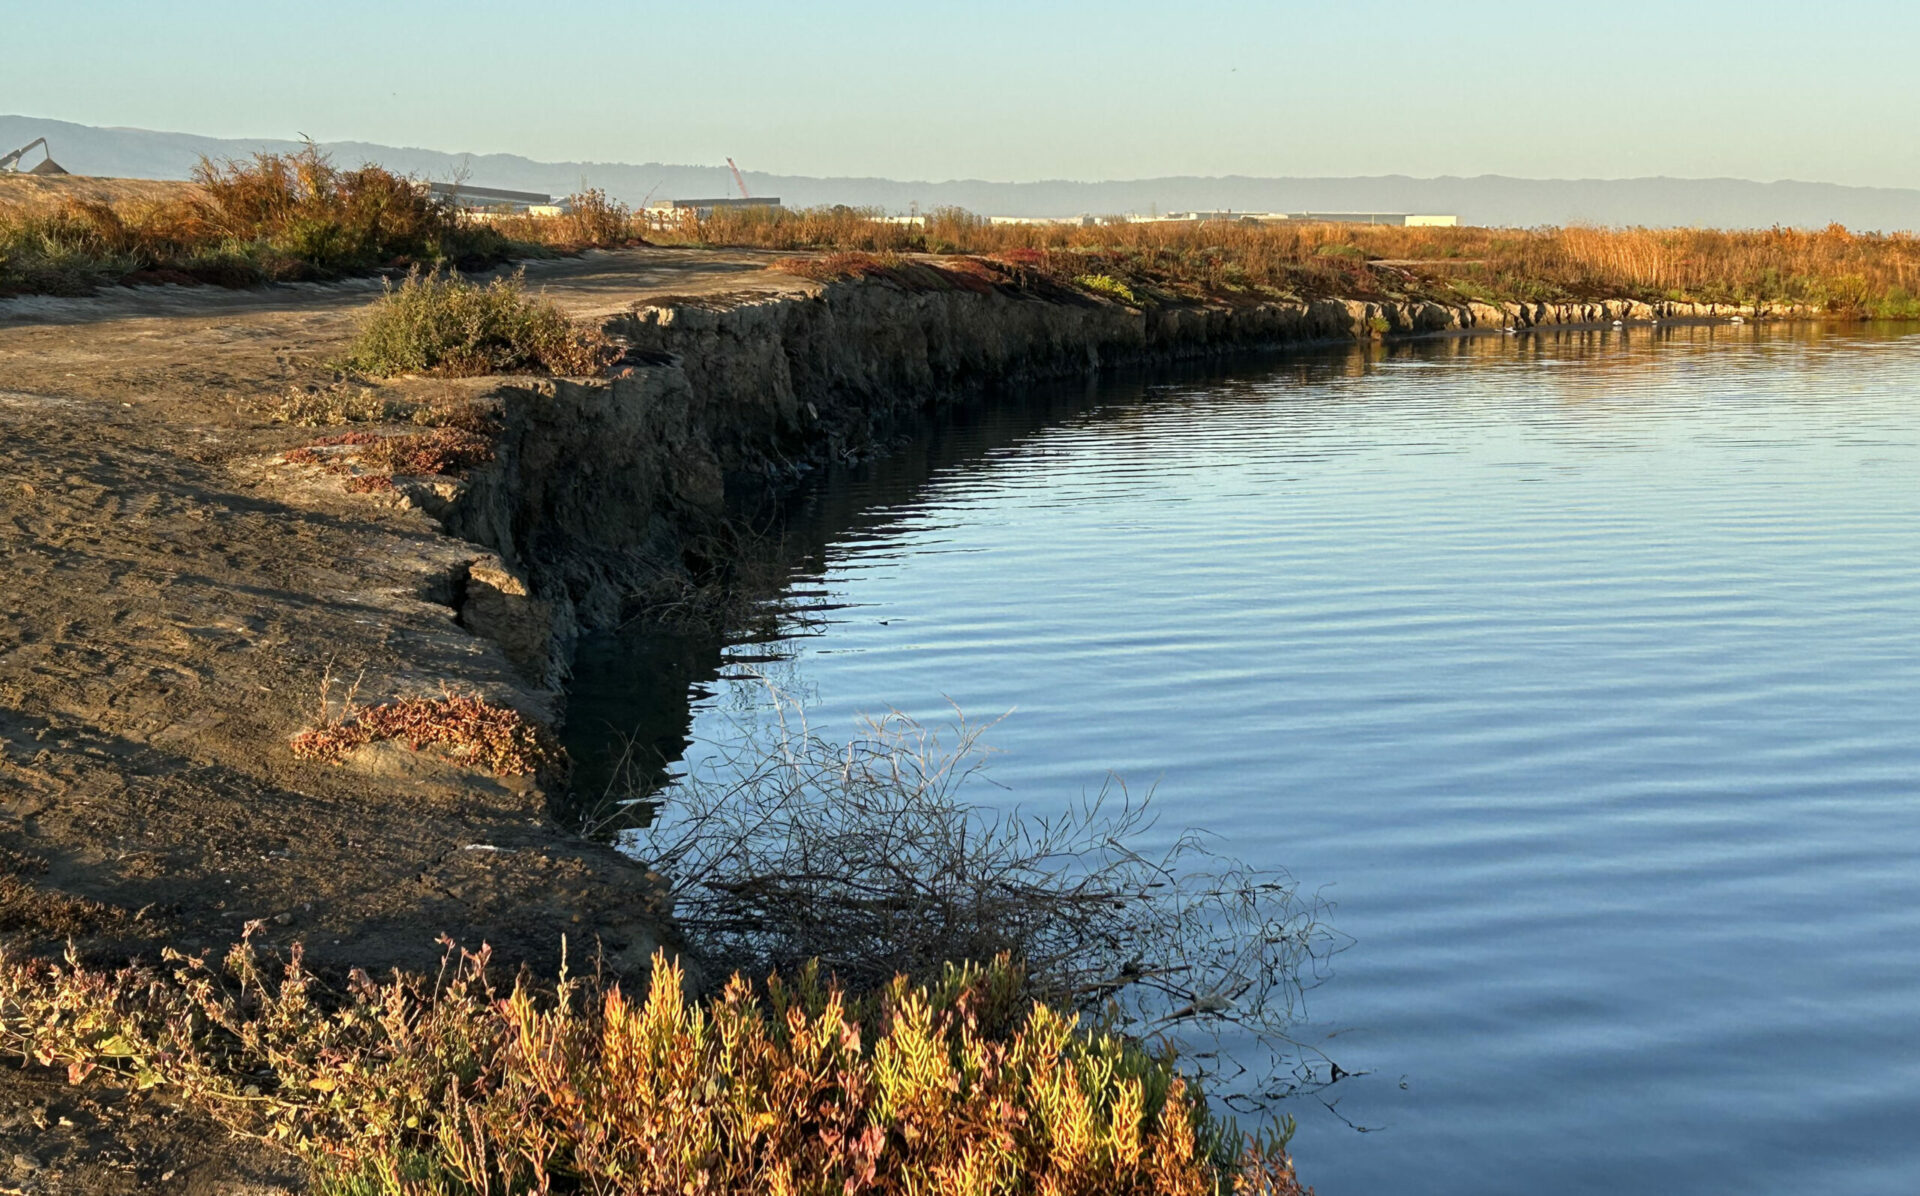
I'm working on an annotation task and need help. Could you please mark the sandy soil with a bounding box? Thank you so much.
[0,249,806,1192]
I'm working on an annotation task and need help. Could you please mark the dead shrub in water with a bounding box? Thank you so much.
[340,268,619,377]
[291,691,559,777]
[0,934,1306,1194]
[627,693,1345,1105]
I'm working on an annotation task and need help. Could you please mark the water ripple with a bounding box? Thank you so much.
[601,325,1920,1195]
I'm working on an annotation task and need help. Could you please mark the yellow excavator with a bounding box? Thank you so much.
[0,137,67,174]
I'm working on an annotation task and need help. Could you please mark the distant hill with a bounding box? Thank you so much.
[7,113,1919,232]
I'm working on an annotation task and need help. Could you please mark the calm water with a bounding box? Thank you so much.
[570,324,1920,1194]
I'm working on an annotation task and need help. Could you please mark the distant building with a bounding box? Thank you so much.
[1287,212,1458,227]
[1141,211,1291,224]
[428,182,567,215]
[643,196,783,226]
[986,214,1097,226]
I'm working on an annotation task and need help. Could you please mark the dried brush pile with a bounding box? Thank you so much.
[290,692,559,777]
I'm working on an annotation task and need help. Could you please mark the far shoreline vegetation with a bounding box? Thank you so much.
[4,147,1920,318]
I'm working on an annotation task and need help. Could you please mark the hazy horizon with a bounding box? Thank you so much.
[14,0,1920,192]
[8,109,1906,193]
[11,113,1920,231]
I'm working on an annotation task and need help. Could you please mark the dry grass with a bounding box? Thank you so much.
[281,427,496,494]
[261,382,502,431]
[667,206,1920,316]
[290,692,560,777]
[0,850,123,938]
[0,145,508,296]
[14,151,1909,317]
[485,188,650,253]
[0,935,1307,1195]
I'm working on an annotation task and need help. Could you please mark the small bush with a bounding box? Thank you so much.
[341,268,618,377]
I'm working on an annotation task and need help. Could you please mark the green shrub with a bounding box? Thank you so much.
[341,268,618,377]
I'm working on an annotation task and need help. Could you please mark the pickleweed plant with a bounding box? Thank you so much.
[0,937,1311,1195]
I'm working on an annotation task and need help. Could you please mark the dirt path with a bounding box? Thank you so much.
[0,249,805,1193]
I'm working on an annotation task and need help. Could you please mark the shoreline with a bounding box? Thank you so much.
[0,248,1879,1189]
[0,252,1861,973]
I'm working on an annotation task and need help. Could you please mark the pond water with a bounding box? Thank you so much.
[567,324,1920,1194]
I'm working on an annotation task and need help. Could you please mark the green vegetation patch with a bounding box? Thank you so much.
[1077,273,1138,304]
[340,268,618,378]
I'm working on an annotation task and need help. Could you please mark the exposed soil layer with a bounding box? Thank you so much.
[0,248,1826,1189]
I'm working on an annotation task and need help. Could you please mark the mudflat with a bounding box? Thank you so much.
[0,249,800,1193]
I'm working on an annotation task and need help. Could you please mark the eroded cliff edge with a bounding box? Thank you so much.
[442,279,1800,692]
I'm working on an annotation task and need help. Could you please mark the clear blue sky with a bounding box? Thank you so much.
[10,0,1920,187]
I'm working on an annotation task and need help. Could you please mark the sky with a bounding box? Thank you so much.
[10,0,1920,188]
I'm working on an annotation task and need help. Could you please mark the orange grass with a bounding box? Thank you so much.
[0,937,1307,1195]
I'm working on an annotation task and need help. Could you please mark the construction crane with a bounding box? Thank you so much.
[0,137,57,172]
[726,157,750,200]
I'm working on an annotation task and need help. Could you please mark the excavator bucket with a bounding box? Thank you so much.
[28,157,69,175]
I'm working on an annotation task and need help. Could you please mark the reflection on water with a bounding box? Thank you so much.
[567,323,1920,1195]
